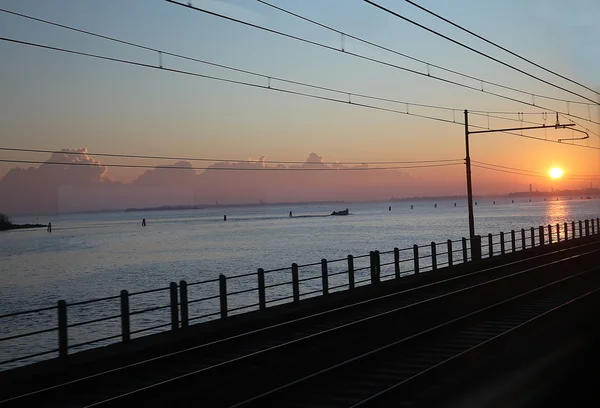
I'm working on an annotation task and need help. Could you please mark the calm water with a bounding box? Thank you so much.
[1,197,599,369]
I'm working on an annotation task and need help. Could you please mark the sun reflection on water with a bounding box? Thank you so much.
[545,200,570,226]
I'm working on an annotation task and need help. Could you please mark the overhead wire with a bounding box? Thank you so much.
[0,37,465,128]
[471,161,600,179]
[470,112,546,127]
[0,147,463,166]
[164,1,600,127]
[362,0,600,105]
[472,161,543,174]
[1,7,598,156]
[470,110,600,138]
[557,113,600,140]
[468,123,600,151]
[471,163,600,180]
[4,5,599,131]
[254,0,594,107]
[2,36,599,153]
[0,8,462,114]
[402,0,600,97]
[0,159,463,171]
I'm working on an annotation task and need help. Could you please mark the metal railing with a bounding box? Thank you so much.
[1,217,599,370]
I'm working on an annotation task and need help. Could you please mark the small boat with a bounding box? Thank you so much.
[331,208,349,216]
[586,196,592,199]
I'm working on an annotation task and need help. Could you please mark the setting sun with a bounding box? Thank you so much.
[549,167,564,179]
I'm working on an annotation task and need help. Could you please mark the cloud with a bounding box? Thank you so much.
[0,149,464,215]
[133,161,197,187]
[0,149,112,214]
[42,148,109,183]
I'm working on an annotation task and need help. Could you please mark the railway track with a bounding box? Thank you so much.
[232,268,600,407]
[2,241,599,407]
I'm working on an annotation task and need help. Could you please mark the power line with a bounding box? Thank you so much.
[255,0,595,107]
[558,113,600,140]
[2,17,598,152]
[10,5,598,138]
[0,37,466,128]
[0,8,465,115]
[0,147,462,166]
[363,0,600,105]
[471,111,600,139]
[472,161,542,174]
[164,1,600,127]
[472,163,600,180]
[3,37,598,153]
[471,163,550,178]
[472,160,599,179]
[468,123,600,151]
[403,0,600,98]
[4,7,598,141]
[0,159,462,171]
[470,112,546,127]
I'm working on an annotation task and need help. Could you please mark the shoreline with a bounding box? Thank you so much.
[3,190,598,217]
[0,223,47,232]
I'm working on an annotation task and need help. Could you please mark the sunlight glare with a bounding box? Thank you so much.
[549,167,564,179]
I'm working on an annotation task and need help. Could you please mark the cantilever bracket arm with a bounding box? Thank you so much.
[468,123,575,135]
[558,127,589,143]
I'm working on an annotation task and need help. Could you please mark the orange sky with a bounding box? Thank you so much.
[0,0,599,212]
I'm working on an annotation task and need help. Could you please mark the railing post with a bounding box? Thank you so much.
[471,235,482,261]
[556,224,560,242]
[447,240,453,267]
[257,269,266,310]
[585,219,590,236]
[413,245,419,274]
[58,300,68,358]
[370,251,381,284]
[347,256,355,290]
[488,233,493,257]
[321,258,329,294]
[500,232,505,255]
[564,222,568,240]
[579,220,583,238]
[291,263,300,301]
[179,281,188,329]
[219,274,227,319]
[572,221,576,238]
[597,218,599,234]
[521,228,526,250]
[548,225,553,244]
[539,226,545,246]
[170,282,179,331]
[511,230,516,252]
[461,237,467,263]
[431,242,437,271]
[394,248,401,278]
[531,227,535,247]
[120,290,130,342]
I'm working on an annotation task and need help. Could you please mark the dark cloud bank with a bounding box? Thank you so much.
[0,149,456,215]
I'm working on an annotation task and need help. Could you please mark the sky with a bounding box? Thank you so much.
[1,0,599,214]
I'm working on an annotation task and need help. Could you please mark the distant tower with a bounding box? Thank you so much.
[529,184,532,193]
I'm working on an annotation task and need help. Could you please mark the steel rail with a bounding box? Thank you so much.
[3,241,598,405]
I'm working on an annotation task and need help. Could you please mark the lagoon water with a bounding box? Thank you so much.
[1,197,598,369]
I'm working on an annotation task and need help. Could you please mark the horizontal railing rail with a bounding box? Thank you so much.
[1,217,599,370]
